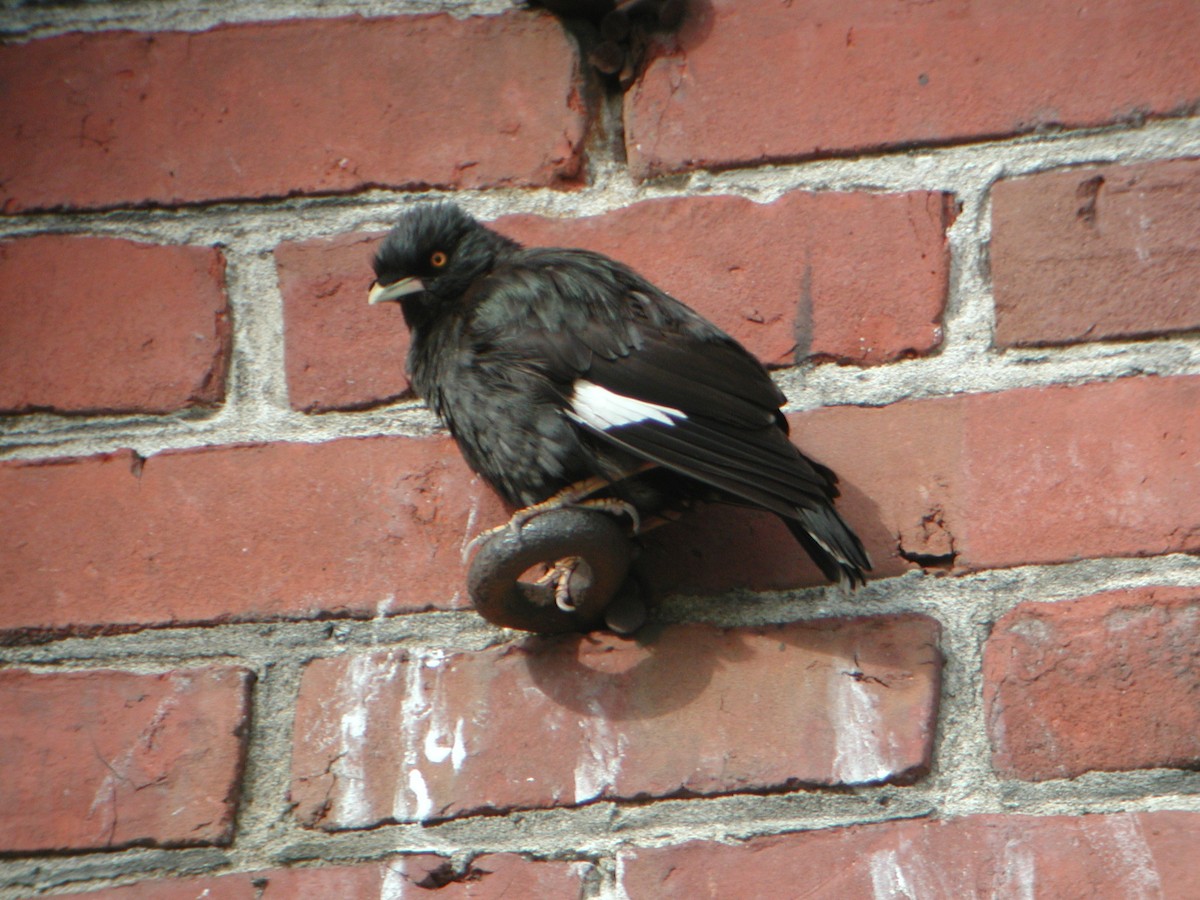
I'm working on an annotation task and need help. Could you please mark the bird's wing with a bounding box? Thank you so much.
[571,338,837,518]
[469,249,841,519]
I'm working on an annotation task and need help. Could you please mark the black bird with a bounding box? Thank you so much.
[368,203,870,593]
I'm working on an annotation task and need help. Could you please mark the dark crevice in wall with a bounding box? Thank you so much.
[525,1,688,173]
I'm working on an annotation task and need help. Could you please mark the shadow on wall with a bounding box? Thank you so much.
[634,473,896,598]
[519,601,933,725]
[521,622,744,719]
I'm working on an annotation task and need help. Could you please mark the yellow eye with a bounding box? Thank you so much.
[430,251,448,268]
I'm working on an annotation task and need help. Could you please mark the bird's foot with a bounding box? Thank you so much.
[463,522,511,561]
[463,475,641,561]
[533,556,584,611]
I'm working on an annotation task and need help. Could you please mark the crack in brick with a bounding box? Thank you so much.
[302,749,348,827]
[87,735,123,847]
[844,669,891,689]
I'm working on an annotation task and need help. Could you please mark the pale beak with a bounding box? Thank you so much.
[368,277,425,305]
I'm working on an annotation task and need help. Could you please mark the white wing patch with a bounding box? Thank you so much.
[568,380,686,431]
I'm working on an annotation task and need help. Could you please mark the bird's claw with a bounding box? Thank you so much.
[462,519,518,562]
[463,495,641,563]
[533,556,583,611]
[575,498,641,534]
[466,507,639,634]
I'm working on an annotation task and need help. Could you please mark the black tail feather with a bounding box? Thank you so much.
[784,506,871,588]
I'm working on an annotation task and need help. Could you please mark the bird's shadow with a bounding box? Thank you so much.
[651,0,716,57]
[515,473,902,719]
[634,476,898,599]
[518,622,752,720]
[517,605,936,724]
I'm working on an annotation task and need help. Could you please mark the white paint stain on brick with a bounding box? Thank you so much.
[393,651,432,821]
[424,716,467,772]
[422,654,467,773]
[574,700,626,804]
[393,649,467,822]
[1135,213,1153,263]
[335,658,377,824]
[405,768,433,821]
[380,859,409,900]
[871,841,947,899]
[997,838,1037,900]
[374,594,396,619]
[334,653,401,826]
[869,847,918,900]
[1082,812,1164,899]
[829,671,891,784]
[609,850,635,900]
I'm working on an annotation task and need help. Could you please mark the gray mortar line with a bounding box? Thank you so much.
[0,850,233,900]
[0,793,935,896]
[0,0,515,41]
[264,791,937,860]
[2,119,1196,246]
[5,330,1199,461]
[219,249,293,422]
[0,612,509,669]
[4,555,1199,667]
[224,659,309,860]
[6,780,1200,898]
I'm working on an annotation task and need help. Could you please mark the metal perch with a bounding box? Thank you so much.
[467,507,645,634]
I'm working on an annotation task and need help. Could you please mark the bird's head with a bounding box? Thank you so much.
[368,203,515,328]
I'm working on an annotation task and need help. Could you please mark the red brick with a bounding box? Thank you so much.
[0,438,505,636]
[43,855,589,899]
[0,235,229,414]
[290,616,940,829]
[0,13,585,211]
[626,0,1200,178]
[279,192,950,411]
[276,230,410,413]
[620,812,1200,899]
[957,376,1200,570]
[497,194,950,367]
[640,375,1200,594]
[984,587,1200,781]
[992,158,1200,347]
[0,666,251,853]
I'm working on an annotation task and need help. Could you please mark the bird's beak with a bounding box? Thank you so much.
[368,277,425,305]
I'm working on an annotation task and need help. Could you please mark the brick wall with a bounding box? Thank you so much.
[2,1,1199,896]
